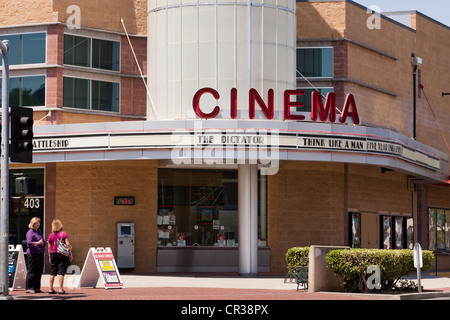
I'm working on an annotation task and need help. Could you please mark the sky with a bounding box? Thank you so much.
[354,0,450,27]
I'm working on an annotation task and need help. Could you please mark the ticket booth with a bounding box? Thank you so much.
[116,223,135,268]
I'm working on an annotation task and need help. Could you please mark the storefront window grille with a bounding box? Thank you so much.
[429,208,450,251]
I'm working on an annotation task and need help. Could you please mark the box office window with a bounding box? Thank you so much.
[296,47,333,78]
[158,169,239,247]
[0,32,46,65]
[0,76,46,107]
[429,208,450,251]
[157,169,268,248]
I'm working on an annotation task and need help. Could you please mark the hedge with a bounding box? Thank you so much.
[285,247,310,271]
[325,249,434,292]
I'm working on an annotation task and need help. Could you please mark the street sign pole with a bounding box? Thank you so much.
[0,40,11,299]
[414,243,423,293]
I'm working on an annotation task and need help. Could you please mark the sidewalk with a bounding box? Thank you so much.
[5,271,450,301]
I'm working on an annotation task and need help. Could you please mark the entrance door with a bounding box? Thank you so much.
[361,212,379,249]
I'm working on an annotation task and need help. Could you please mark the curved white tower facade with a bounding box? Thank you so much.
[147,0,296,120]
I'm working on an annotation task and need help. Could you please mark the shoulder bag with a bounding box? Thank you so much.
[56,232,70,257]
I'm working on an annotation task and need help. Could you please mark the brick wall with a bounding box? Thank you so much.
[52,160,158,273]
[120,35,147,117]
[267,161,413,274]
[267,161,346,274]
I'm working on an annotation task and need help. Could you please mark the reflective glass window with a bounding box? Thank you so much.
[92,80,120,112]
[0,33,45,65]
[0,76,45,107]
[64,34,90,67]
[158,169,239,247]
[296,47,333,78]
[296,87,334,112]
[63,77,90,109]
[22,33,46,64]
[92,38,120,71]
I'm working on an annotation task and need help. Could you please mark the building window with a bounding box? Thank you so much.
[0,32,46,65]
[349,212,361,248]
[63,76,119,112]
[0,75,46,107]
[296,47,333,78]
[9,168,45,249]
[158,169,239,247]
[64,34,120,71]
[349,213,413,250]
[64,34,90,68]
[429,208,450,251]
[296,87,334,112]
[92,38,120,71]
[63,77,90,109]
[92,80,119,112]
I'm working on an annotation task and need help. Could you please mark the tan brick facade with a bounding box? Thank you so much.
[268,162,346,273]
[49,160,158,273]
[4,0,450,275]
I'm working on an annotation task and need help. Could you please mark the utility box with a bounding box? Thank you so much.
[117,223,135,268]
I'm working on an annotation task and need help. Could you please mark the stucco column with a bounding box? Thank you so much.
[238,163,258,276]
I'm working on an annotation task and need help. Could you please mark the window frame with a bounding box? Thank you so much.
[63,75,120,113]
[429,207,450,252]
[296,46,334,79]
[0,31,47,66]
[294,87,334,114]
[63,33,121,72]
[0,74,46,108]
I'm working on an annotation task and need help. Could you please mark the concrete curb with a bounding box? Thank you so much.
[315,289,450,300]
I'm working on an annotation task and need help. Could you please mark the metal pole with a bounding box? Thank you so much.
[247,0,252,94]
[413,65,417,140]
[0,39,10,299]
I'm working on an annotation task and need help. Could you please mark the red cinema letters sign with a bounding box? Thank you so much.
[193,88,360,125]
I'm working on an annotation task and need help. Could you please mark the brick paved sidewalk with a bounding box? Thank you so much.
[8,286,375,300]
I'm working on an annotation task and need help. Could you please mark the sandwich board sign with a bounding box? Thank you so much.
[77,247,124,289]
[8,245,27,290]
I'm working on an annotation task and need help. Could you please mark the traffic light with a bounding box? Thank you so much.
[10,106,33,163]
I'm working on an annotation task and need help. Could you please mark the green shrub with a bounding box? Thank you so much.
[325,249,434,292]
[285,247,309,270]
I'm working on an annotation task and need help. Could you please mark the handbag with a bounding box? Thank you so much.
[56,232,70,257]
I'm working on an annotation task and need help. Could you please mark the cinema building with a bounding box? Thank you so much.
[2,0,450,275]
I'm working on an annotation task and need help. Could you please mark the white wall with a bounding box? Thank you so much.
[148,0,296,120]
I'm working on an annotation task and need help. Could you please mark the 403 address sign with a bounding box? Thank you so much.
[23,198,41,209]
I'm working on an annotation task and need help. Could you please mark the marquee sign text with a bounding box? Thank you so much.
[193,88,360,124]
